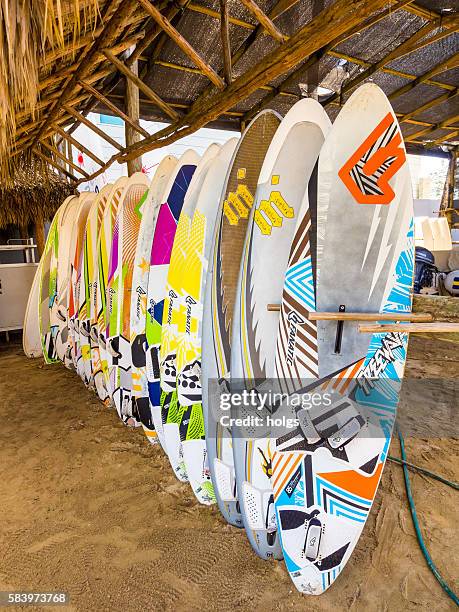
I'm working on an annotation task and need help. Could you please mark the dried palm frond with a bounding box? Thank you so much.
[0,151,74,228]
[0,0,99,182]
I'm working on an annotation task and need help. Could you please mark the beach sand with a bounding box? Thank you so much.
[0,336,457,611]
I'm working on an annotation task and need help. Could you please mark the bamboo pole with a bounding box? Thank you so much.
[79,80,149,138]
[137,0,225,89]
[239,0,287,42]
[102,48,179,120]
[359,323,459,333]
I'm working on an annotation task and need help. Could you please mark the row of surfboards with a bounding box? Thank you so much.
[24,83,414,595]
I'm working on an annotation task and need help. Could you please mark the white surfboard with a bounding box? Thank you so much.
[54,195,80,363]
[272,83,414,595]
[68,192,96,371]
[95,177,129,403]
[130,156,178,434]
[160,143,221,480]
[231,99,331,560]
[78,186,114,386]
[175,138,239,504]
[144,150,200,448]
[106,172,150,422]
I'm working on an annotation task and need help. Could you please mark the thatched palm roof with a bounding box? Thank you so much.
[0,152,73,228]
[2,0,458,220]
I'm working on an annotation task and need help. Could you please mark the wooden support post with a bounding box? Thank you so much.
[35,212,45,257]
[220,0,232,85]
[137,0,226,89]
[240,0,287,42]
[124,50,143,176]
[359,323,459,333]
[440,148,458,228]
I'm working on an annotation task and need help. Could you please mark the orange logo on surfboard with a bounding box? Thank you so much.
[338,113,406,205]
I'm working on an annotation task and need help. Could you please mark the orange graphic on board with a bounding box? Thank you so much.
[338,113,406,205]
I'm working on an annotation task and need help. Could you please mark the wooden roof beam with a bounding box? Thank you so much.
[405,113,459,141]
[102,48,179,121]
[400,88,459,124]
[389,52,459,101]
[127,0,187,65]
[51,124,105,167]
[30,0,140,152]
[79,79,150,138]
[63,104,124,151]
[122,0,392,162]
[325,13,459,107]
[425,129,459,147]
[39,11,146,68]
[137,0,225,89]
[41,141,90,179]
[243,0,414,122]
[239,0,287,42]
[32,148,78,183]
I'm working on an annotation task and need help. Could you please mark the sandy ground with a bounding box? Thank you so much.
[0,336,457,611]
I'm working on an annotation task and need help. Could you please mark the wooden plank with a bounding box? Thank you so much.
[52,124,105,167]
[359,323,459,333]
[137,0,225,89]
[220,0,232,84]
[239,0,287,42]
[265,306,433,322]
[63,104,124,151]
[79,79,150,138]
[102,48,179,120]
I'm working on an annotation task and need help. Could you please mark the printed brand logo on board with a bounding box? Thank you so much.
[254,175,294,236]
[338,112,406,205]
[223,178,254,226]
